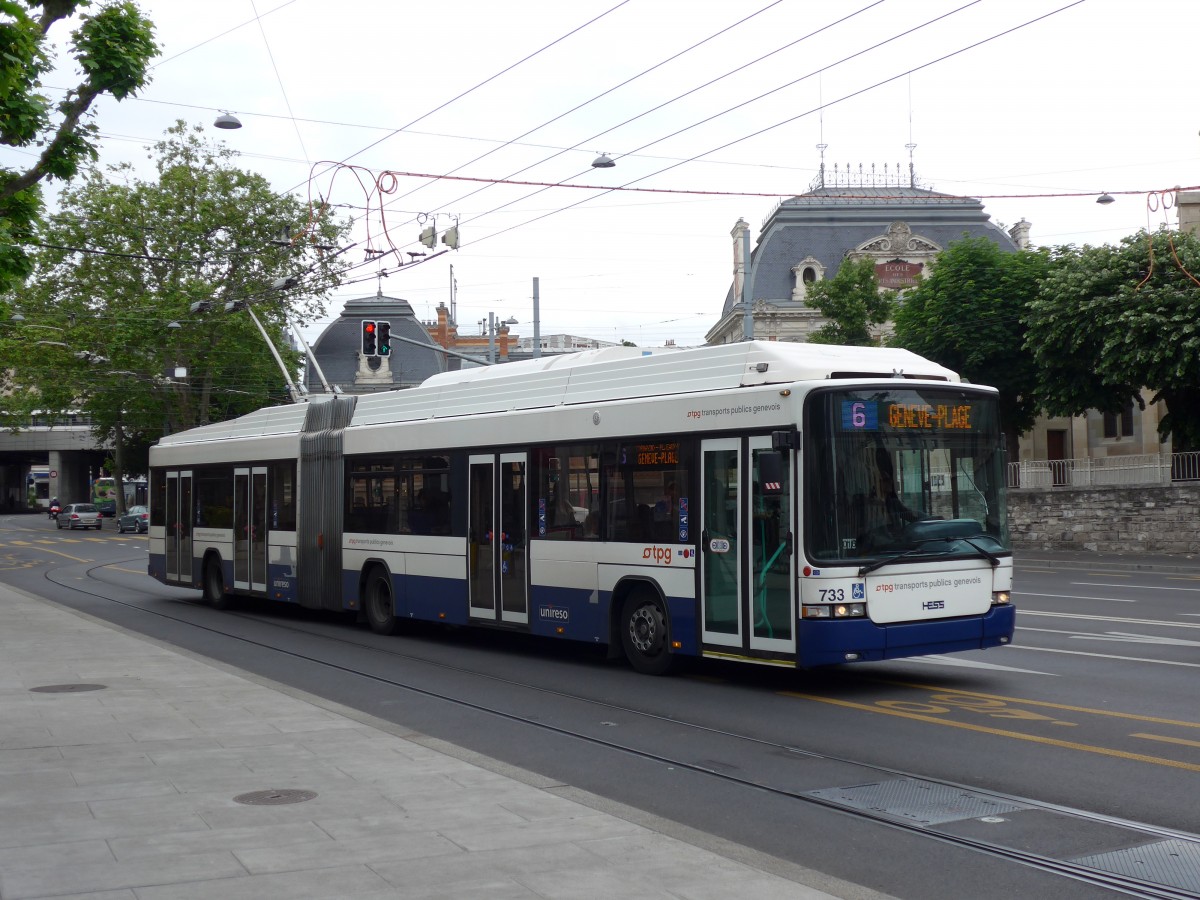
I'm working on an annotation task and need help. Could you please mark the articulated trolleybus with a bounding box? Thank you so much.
[148,341,1014,674]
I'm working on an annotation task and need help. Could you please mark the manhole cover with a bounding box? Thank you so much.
[29,684,107,693]
[809,779,1026,826]
[233,789,317,806]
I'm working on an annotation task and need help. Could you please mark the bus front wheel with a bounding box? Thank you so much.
[620,591,676,676]
[364,567,400,635]
[203,557,235,610]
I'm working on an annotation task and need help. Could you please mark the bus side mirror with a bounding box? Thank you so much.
[759,451,784,496]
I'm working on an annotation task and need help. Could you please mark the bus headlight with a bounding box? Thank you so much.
[991,590,1011,606]
[803,603,866,619]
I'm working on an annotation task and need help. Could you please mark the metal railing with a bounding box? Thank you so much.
[1007,451,1200,488]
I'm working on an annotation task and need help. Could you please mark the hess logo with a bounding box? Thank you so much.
[643,545,672,565]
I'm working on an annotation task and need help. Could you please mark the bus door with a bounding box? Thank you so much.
[468,453,529,624]
[748,435,795,655]
[233,466,267,592]
[164,470,192,584]
[701,438,796,656]
[701,439,741,648]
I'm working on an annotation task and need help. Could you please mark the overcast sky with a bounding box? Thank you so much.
[16,0,1200,347]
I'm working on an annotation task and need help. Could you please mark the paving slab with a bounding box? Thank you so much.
[0,582,889,900]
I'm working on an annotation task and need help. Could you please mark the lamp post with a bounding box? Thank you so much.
[481,312,518,364]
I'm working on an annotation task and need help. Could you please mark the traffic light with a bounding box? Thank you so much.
[419,225,436,249]
[361,320,377,356]
[376,320,391,356]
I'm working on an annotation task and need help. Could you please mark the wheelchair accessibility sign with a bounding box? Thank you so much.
[852,583,865,600]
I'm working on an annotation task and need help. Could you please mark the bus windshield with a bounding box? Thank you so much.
[804,386,1009,565]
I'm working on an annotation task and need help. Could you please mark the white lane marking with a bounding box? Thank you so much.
[1021,591,1135,603]
[1019,627,1200,646]
[905,654,1055,675]
[1012,645,1200,669]
[1078,632,1200,647]
[1072,582,1200,592]
[1018,609,1200,629]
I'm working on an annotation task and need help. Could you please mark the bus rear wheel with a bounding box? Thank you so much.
[364,567,400,635]
[621,591,675,676]
[203,557,235,610]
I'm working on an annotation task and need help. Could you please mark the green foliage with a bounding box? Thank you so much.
[891,236,1050,456]
[1028,228,1200,450]
[804,256,894,346]
[71,1,158,99]
[0,1,158,293]
[2,122,352,470]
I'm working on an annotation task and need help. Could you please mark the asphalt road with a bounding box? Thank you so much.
[3,511,1198,899]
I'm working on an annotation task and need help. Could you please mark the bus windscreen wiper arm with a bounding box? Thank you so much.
[961,536,1001,567]
[858,539,951,576]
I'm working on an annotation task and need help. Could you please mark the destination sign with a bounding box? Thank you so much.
[636,442,679,465]
[842,400,974,432]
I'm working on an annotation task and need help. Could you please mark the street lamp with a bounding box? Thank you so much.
[481,312,518,364]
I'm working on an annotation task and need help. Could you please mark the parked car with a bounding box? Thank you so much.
[116,505,149,534]
[57,503,102,530]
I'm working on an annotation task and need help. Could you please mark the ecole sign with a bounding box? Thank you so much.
[874,259,923,289]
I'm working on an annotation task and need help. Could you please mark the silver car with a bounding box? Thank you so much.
[57,503,102,530]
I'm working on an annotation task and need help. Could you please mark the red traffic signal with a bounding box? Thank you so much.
[361,320,377,356]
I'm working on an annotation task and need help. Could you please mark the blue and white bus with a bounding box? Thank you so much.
[147,341,1014,674]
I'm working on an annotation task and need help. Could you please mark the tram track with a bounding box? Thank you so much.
[38,555,1200,900]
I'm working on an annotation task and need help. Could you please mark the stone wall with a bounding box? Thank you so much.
[1008,484,1200,554]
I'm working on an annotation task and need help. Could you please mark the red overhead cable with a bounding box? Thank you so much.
[341,169,1200,202]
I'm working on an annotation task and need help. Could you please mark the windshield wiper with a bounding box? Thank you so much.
[858,539,953,576]
[857,535,1004,576]
[961,536,1001,567]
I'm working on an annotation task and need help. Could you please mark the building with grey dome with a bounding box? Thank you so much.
[706,165,1029,345]
[303,290,448,395]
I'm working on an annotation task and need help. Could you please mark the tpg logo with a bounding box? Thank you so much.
[643,545,672,565]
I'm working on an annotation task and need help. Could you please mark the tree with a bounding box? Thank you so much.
[804,257,894,346]
[890,236,1050,462]
[0,0,158,295]
[1027,228,1200,452]
[4,123,351,502]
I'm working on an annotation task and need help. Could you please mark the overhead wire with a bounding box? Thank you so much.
[249,0,309,165]
[317,0,897,280]
[331,0,985,265]
[362,0,892,233]
[281,0,637,195]
[434,0,1092,253]
[379,0,789,208]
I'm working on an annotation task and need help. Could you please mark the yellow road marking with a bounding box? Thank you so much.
[1132,733,1200,750]
[881,681,1200,729]
[32,547,91,563]
[106,565,150,575]
[782,692,1200,773]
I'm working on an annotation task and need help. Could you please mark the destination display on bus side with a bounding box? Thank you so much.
[840,399,975,432]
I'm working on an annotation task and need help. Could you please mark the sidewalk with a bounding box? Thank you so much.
[1014,548,1200,574]
[0,584,885,900]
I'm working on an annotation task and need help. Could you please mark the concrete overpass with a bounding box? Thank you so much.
[0,417,110,510]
